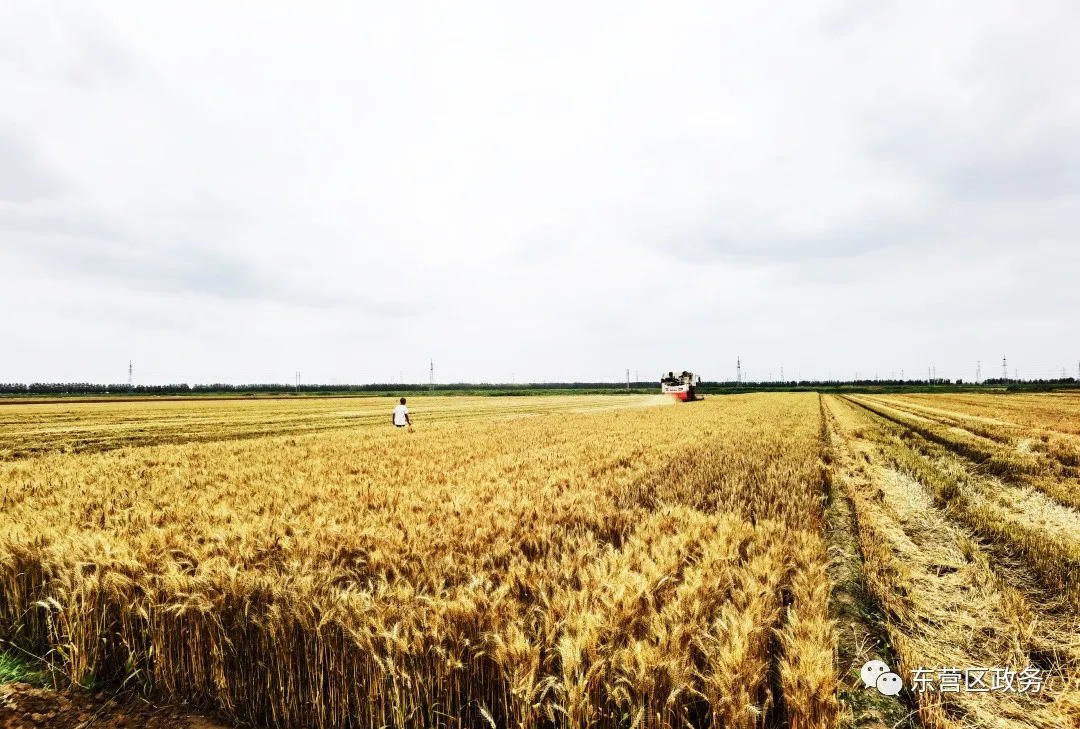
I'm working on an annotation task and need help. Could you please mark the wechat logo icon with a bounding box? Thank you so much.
[861,660,903,696]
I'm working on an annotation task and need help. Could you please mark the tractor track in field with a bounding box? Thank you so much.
[856,395,1080,461]
[849,396,1080,513]
[824,395,1080,728]
[841,395,1080,608]
[819,396,915,729]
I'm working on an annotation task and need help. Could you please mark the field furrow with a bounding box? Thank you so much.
[824,395,1080,728]
[851,396,1080,512]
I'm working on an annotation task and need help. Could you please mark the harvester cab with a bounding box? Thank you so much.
[660,371,703,401]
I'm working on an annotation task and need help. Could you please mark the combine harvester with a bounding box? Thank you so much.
[660,371,704,401]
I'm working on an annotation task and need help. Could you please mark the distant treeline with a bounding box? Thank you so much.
[1,378,1077,396]
[0,382,660,395]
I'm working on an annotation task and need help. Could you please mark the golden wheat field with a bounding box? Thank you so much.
[1,392,1078,729]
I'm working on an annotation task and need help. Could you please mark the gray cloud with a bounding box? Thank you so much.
[0,129,65,202]
[654,213,937,267]
[946,144,1080,201]
[818,0,894,37]
[0,1,142,88]
[0,205,125,240]
[20,237,421,316]
[872,116,1080,203]
[5,208,420,316]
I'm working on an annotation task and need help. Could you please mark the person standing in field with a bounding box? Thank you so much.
[392,397,411,428]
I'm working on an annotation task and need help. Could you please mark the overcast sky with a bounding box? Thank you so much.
[3,1,1078,385]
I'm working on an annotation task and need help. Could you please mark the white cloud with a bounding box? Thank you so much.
[2,0,1077,384]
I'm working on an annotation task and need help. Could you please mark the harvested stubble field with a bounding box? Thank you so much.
[0,392,1078,728]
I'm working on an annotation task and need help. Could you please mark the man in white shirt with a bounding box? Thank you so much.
[392,397,411,428]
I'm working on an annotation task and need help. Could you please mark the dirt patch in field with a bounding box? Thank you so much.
[0,683,232,729]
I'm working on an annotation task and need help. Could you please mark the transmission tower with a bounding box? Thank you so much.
[780,366,784,382]
[128,360,133,388]
[1002,356,1007,381]
[429,358,434,391]
[626,369,630,390]
[737,357,742,386]
[976,361,981,384]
